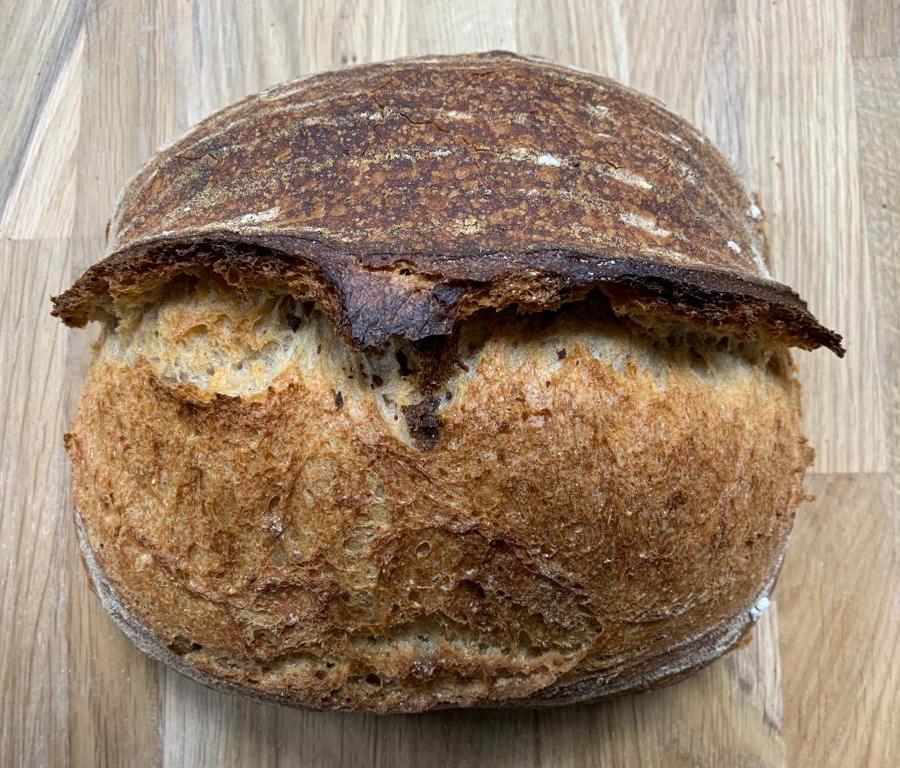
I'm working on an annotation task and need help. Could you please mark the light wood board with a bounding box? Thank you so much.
[1,1,896,766]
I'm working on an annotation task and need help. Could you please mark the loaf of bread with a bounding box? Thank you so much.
[54,52,842,712]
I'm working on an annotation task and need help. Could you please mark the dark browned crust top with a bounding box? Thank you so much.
[52,52,843,355]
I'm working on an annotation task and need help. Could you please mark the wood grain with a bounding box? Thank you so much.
[855,55,900,484]
[1,1,896,766]
[0,0,84,237]
[0,240,72,768]
[849,0,899,58]
[779,474,899,767]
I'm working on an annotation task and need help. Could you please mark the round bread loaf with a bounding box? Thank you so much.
[54,52,841,712]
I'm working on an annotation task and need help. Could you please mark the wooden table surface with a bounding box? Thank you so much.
[1,1,897,766]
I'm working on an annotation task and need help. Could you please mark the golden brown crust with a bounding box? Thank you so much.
[72,503,776,711]
[65,294,811,712]
[51,52,842,355]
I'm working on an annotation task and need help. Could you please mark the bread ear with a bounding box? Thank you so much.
[52,52,841,356]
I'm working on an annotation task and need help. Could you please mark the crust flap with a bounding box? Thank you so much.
[52,52,843,355]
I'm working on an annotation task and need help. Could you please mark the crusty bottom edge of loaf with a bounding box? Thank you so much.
[75,507,785,713]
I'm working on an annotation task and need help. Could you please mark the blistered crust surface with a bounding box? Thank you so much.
[114,53,760,266]
[65,287,811,711]
[52,52,842,354]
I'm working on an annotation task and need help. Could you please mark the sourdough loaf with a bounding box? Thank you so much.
[54,52,841,712]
